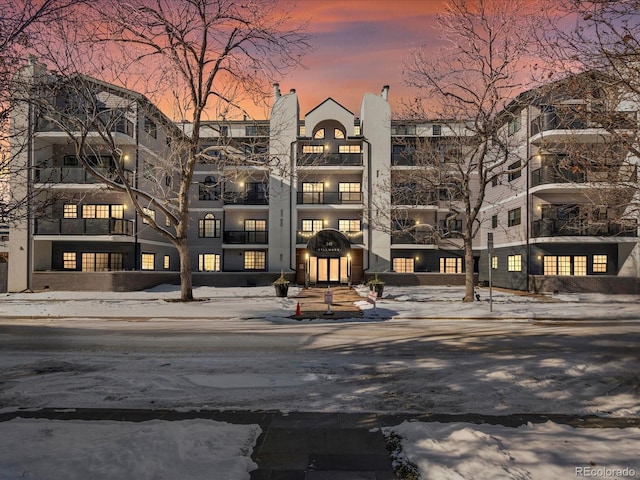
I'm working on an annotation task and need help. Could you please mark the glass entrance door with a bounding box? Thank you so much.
[310,256,347,284]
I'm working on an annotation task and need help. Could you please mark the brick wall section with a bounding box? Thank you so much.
[530,275,640,294]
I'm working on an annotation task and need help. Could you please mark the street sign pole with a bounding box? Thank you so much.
[487,232,493,313]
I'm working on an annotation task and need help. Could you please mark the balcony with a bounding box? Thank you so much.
[35,218,134,236]
[297,153,363,167]
[36,111,135,138]
[531,165,637,187]
[296,230,363,244]
[223,231,268,244]
[531,219,638,238]
[531,110,636,137]
[35,167,134,185]
[223,193,268,205]
[297,191,363,205]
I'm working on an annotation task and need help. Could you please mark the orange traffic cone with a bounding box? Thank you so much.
[295,302,301,316]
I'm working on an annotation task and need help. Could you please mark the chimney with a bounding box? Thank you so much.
[381,85,389,101]
[273,83,281,99]
[290,88,296,94]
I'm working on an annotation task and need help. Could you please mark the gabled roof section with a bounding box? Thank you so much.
[305,97,353,117]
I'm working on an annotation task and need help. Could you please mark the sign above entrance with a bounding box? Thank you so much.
[307,229,351,258]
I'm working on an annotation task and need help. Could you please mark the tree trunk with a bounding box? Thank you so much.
[176,237,193,302]
[464,237,475,302]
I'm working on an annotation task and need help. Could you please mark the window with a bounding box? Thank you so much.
[163,255,170,269]
[142,207,155,224]
[81,253,113,272]
[543,256,557,275]
[392,124,416,135]
[313,128,325,139]
[593,254,607,273]
[302,145,324,154]
[574,256,587,276]
[491,215,498,229]
[302,219,323,232]
[558,256,571,275]
[111,205,124,219]
[334,128,345,139]
[244,219,266,231]
[63,155,78,166]
[199,176,221,201]
[63,252,76,269]
[198,213,221,238]
[544,255,588,276]
[440,257,463,273]
[302,182,324,204]
[338,182,361,202]
[198,253,221,272]
[339,219,361,232]
[95,205,110,219]
[244,251,266,270]
[508,114,522,135]
[141,253,155,270]
[299,125,306,136]
[82,205,95,218]
[245,125,257,136]
[63,204,77,218]
[508,254,522,272]
[491,256,498,269]
[338,144,361,153]
[144,117,157,138]
[508,208,521,227]
[353,125,361,136]
[432,124,442,136]
[393,258,415,273]
[219,125,228,137]
[508,161,522,182]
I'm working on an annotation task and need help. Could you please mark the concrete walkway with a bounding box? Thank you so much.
[290,286,365,320]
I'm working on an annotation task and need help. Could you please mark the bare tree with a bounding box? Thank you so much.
[33,0,309,300]
[395,0,543,302]
[1,0,79,224]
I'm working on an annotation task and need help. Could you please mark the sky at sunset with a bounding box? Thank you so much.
[268,0,446,118]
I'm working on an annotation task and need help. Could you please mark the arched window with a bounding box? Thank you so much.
[198,213,221,238]
[334,128,345,139]
[313,128,325,139]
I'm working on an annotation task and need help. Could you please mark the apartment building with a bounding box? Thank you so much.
[8,64,639,293]
[478,73,640,294]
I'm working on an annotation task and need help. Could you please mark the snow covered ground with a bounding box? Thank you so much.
[1,285,639,479]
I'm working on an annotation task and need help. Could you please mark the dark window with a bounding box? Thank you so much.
[508,208,521,227]
[432,124,442,136]
[508,160,522,182]
[144,117,157,138]
[491,215,498,229]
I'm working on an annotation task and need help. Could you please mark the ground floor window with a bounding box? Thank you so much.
[63,252,77,269]
[163,255,170,269]
[440,257,462,273]
[507,254,522,272]
[491,256,498,269]
[141,253,155,270]
[244,251,266,270]
[544,255,587,276]
[393,257,415,273]
[81,252,123,272]
[198,253,221,272]
[593,254,608,273]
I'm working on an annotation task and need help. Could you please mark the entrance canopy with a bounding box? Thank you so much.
[306,229,351,258]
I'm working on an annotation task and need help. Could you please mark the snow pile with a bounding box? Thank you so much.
[0,418,260,480]
[384,421,640,480]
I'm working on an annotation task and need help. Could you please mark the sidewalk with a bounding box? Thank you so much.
[2,408,638,479]
[290,286,365,320]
